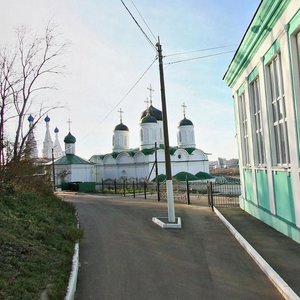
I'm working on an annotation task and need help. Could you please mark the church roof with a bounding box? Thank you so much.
[54,127,59,133]
[92,146,199,160]
[64,132,76,143]
[179,117,193,126]
[55,154,92,165]
[44,115,50,122]
[141,105,162,121]
[141,113,157,124]
[114,122,129,131]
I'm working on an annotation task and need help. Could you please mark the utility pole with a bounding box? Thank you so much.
[154,142,160,201]
[156,37,176,223]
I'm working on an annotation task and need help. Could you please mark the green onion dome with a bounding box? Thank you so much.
[64,132,76,143]
[114,122,129,131]
[141,113,157,124]
[179,117,193,126]
[141,105,162,121]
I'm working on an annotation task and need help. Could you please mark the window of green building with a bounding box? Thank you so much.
[249,76,265,166]
[266,54,290,166]
[238,91,250,166]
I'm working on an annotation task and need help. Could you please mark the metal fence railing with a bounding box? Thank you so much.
[96,178,241,208]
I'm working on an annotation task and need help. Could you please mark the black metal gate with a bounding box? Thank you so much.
[207,182,240,209]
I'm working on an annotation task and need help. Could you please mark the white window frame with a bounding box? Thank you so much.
[238,92,250,166]
[266,54,290,166]
[249,76,265,166]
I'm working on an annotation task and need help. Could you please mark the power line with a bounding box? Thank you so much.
[165,50,235,66]
[166,44,237,57]
[129,0,156,41]
[98,57,157,126]
[120,0,157,52]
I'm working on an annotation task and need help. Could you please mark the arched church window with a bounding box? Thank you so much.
[140,129,143,141]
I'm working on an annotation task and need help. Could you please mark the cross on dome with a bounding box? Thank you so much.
[147,84,154,106]
[182,102,187,118]
[144,98,150,110]
[118,108,124,123]
[67,118,72,132]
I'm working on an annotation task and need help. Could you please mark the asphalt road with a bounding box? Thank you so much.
[63,193,283,300]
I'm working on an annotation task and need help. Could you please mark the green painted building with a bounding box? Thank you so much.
[224,0,300,243]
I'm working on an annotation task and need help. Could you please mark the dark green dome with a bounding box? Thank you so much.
[141,113,157,124]
[64,132,76,143]
[179,117,193,126]
[141,105,162,121]
[114,122,129,131]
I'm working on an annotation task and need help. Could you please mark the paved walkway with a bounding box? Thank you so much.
[61,193,300,300]
[218,207,300,298]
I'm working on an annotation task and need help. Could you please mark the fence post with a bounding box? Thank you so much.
[208,181,214,211]
[133,181,135,198]
[123,179,126,197]
[101,179,104,193]
[186,177,190,205]
[114,179,117,194]
[157,181,160,202]
[144,181,147,199]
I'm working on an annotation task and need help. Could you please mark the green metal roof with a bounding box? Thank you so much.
[55,154,91,165]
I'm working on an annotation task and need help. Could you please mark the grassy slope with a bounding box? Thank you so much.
[0,191,81,300]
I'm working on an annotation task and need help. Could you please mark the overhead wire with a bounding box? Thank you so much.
[165,44,237,57]
[120,0,157,52]
[97,57,158,126]
[129,0,157,41]
[165,50,235,66]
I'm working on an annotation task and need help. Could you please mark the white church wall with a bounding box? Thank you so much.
[69,165,95,182]
[55,164,95,185]
[133,152,146,163]
[103,155,116,165]
[116,152,131,164]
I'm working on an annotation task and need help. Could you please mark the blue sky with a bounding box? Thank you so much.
[1,0,261,161]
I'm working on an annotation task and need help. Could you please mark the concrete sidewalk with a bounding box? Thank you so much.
[217,207,300,299]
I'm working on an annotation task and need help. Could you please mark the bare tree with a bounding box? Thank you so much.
[0,23,67,169]
[0,50,18,168]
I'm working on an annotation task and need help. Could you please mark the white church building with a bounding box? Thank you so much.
[27,89,210,189]
[90,97,210,183]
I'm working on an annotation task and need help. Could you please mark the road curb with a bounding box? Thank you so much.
[65,242,79,300]
[214,207,300,300]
